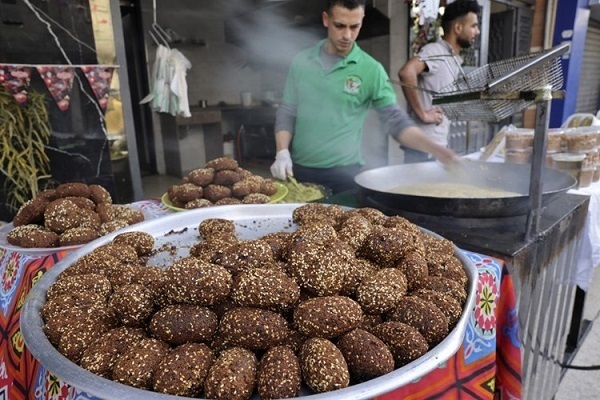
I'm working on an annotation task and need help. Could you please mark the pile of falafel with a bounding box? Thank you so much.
[7,182,144,248]
[166,157,278,209]
[41,203,468,399]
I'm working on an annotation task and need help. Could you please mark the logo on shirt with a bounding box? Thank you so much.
[344,75,361,95]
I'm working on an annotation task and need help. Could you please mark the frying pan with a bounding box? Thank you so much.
[354,161,577,218]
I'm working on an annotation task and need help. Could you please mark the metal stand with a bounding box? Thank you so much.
[431,43,571,239]
[526,86,565,239]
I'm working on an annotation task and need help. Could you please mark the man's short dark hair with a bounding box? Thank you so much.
[326,0,367,13]
[441,0,481,33]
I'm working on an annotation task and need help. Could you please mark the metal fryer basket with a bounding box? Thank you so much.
[433,43,569,122]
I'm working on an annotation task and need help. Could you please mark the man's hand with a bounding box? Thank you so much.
[420,108,445,125]
[270,149,293,180]
[430,145,459,166]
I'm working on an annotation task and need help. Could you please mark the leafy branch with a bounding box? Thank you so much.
[0,87,52,213]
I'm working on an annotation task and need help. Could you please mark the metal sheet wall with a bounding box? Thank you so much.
[575,26,600,114]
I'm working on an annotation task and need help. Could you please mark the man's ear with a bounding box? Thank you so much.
[322,11,329,28]
[453,18,464,35]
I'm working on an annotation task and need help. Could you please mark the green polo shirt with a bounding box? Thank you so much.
[283,40,398,168]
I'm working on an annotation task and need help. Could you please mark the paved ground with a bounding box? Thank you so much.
[554,267,600,399]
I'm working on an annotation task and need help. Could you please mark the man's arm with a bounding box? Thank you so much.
[393,126,457,165]
[377,104,457,165]
[398,56,442,125]
[270,103,296,179]
[273,102,296,152]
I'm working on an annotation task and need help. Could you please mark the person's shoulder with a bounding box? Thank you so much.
[351,45,383,69]
[289,41,322,66]
[419,40,448,56]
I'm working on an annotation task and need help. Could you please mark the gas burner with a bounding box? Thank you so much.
[361,194,527,230]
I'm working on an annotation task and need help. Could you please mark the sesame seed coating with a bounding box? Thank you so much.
[167,183,203,204]
[47,273,111,300]
[80,327,146,378]
[55,182,91,198]
[187,167,215,186]
[8,224,59,248]
[257,345,301,399]
[63,196,96,211]
[44,199,83,233]
[241,193,270,204]
[41,291,106,322]
[357,268,408,314]
[164,257,232,306]
[108,283,155,327]
[370,321,429,368]
[422,233,455,257]
[214,197,242,206]
[153,342,215,396]
[198,218,236,239]
[60,252,118,278]
[112,337,171,389]
[395,251,429,291]
[300,337,349,393]
[340,258,379,297]
[12,197,48,226]
[386,296,449,346]
[89,184,112,205]
[288,240,353,296]
[149,304,218,345]
[59,226,100,246]
[418,276,467,304]
[111,205,145,225]
[291,203,327,224]
[412,288,463,328]
[337,214,372,250]
[98,220,130,235]
[92,243,140,264]
[363,226,414,267]
[219,307,290,351]
[112,231,155,256]
[58,320,111,363]
[231,267,300,310]
[336,328,394,382]
[205,157,239,172]
[212,239,274,275]
[428,255,469,288]
[294,296,363,339]
[204,347,257,400]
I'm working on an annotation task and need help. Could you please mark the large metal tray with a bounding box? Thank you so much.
[21,204,477,400]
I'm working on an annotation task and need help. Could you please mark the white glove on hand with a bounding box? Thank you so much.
[270,149,293,180]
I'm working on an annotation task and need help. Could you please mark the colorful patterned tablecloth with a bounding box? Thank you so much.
[0,200,521,400]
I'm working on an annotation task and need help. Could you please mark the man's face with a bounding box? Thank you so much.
[456,12,480,49]
[322,5,365,56]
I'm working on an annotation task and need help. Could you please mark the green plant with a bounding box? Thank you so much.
[0,87,52,213]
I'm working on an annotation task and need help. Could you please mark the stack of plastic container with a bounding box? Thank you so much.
[552,126,600,188]
[505,127,534,164]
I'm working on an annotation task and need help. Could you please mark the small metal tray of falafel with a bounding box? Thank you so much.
[21,203,477,400]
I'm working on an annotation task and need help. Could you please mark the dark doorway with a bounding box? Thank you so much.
[120,0,157,176]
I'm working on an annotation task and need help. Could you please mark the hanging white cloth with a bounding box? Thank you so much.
[169,49,192,118]
[140,44,192,117]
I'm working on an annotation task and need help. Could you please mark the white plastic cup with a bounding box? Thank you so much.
[241,91,252,106]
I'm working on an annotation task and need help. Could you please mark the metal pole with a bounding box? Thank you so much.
[110,0,144,201]
[526,86,553,239]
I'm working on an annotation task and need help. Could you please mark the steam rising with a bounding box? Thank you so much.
[160,0,324,70]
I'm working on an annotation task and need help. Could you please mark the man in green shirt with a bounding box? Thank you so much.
[270,0,457,194]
